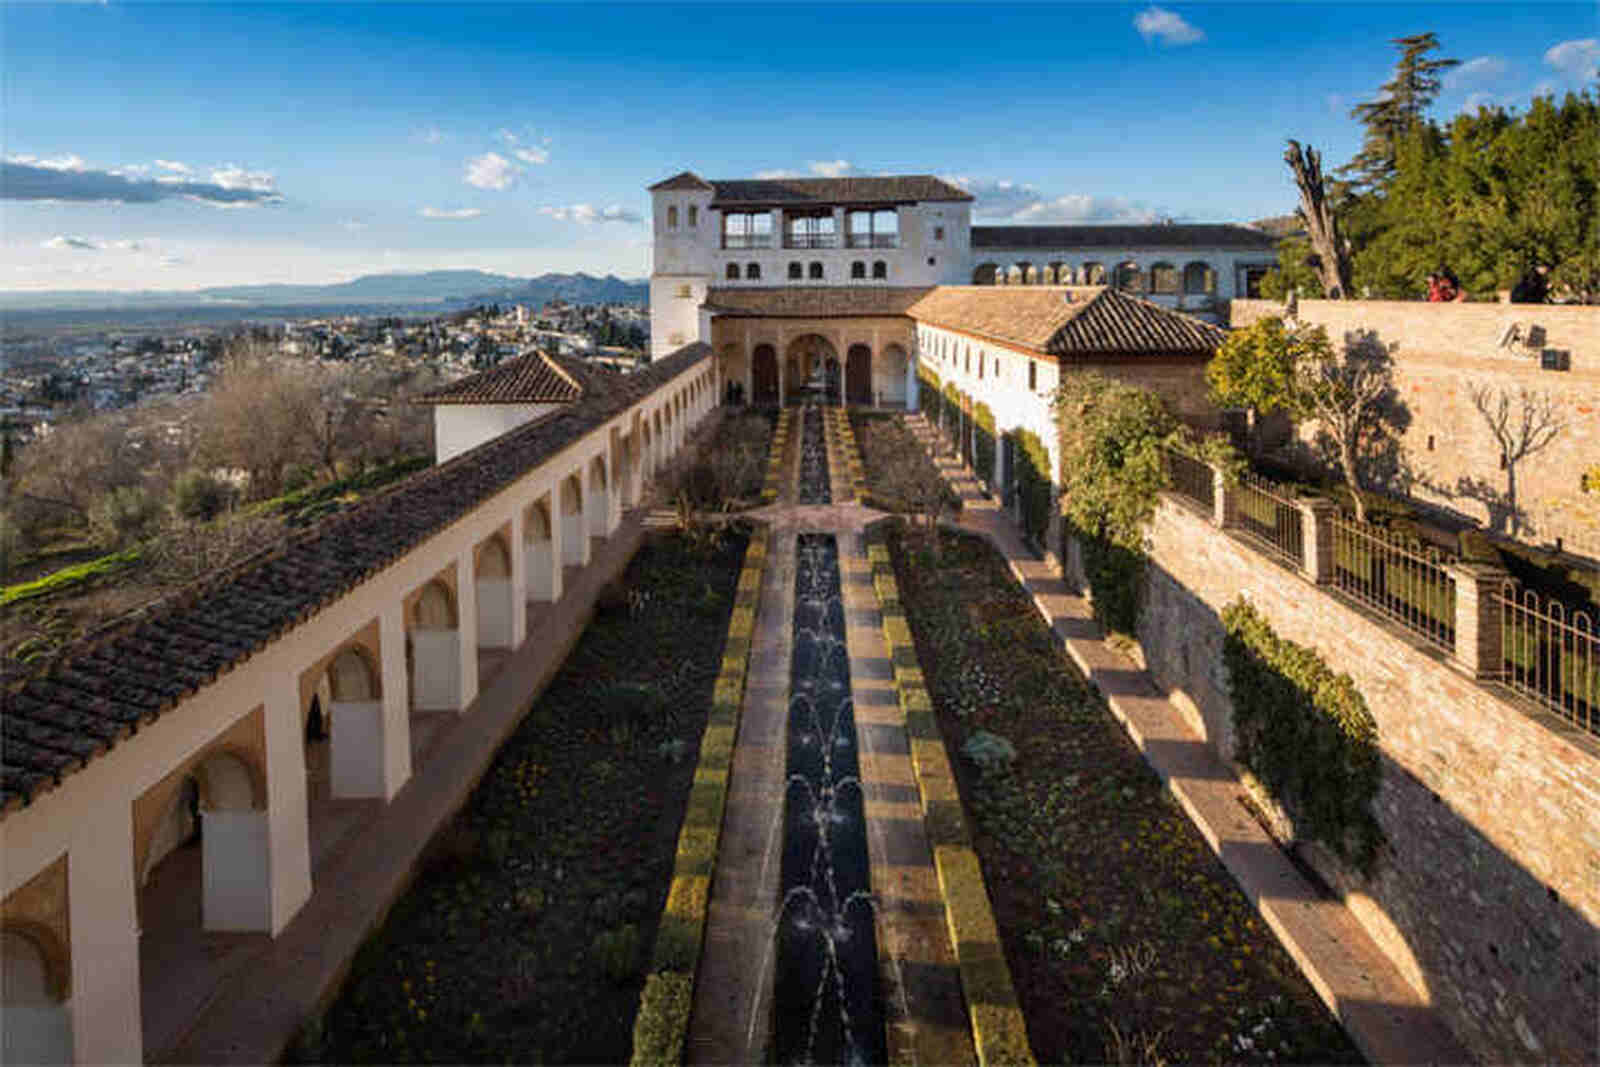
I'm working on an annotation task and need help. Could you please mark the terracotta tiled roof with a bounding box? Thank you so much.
[413,350,615,405]
[709,175,972,207]
[972,223,1278,252]
[0,343,711,814]
[648,171,715,192]
[703,287,933,318]
[907,286,1224,357]
[1048,288,1226,357]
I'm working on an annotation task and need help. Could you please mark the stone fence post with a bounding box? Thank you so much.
[1211,467,1231,529]
[1445,562,1511,679]
[1298,497,1340,584]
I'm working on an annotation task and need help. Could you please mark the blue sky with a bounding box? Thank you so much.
[3,2,1594,291]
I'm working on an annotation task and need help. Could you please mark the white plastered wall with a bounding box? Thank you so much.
[434,403,562,464]
[0,352,713,1066]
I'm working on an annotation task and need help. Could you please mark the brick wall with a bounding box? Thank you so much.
[1135,495,1599,1064]
[1229,299,1600,558]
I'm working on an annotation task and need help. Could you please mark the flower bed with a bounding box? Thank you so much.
[886,523,1365,1066]
[307,527,752,1065]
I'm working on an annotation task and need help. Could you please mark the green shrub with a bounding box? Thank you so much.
[89,486,162,548]
[0,547,141,607]
[1221,599,1382,871]
[171,469,233,521]
[973,402,997,488]
[630,971,693,1067]
[1080,534,1144,637]
[1006,428,1054,545]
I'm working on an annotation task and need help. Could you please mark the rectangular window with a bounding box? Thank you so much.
[722,211,772,249]
[688,205,699,228]
[785,211,837,249]
[934,226,945,241]
[1028,360,1037,392]
[846,208,899,249]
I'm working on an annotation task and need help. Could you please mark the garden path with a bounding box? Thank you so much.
[901,411,1470,1067]
[687,422,974,1065]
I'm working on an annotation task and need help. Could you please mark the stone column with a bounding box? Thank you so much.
[1298,497,1339,584]
[69,818,142,1064]
[1447,562,1511,679]
[378,600,413,798]
[263,683,312,934]
[509,507,528,647]
[455,553,480,712]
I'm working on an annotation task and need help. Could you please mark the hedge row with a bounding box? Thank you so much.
[630,524,771,1066]
[866,525,1036,1066]
[825,407,868,504]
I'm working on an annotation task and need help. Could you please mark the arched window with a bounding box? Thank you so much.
[1082,261,1106,284]
[1183,261,1216,295]
[872,260,887,279]
[851,261,866,279]
[1114,261,1144,292]
[809,262,823,280]
[1048,261,1068,284]
[726,263,740,280]
[667,205,678,229]
[746,262,761,280]
[1150,262,1178,294]
[789,261,803,280]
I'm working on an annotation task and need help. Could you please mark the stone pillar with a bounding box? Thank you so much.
[1212,467,1232,528]
[509,507,528,647]
[378,600,413,797]
[546,493,565,602]
[263,683,312,934]
[455,553,480,712]
[69,818,142,1065]
[1298,497,1339,584]
[1447,562,1511,679]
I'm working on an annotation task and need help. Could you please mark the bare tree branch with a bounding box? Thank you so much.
[1285,140,1354,300]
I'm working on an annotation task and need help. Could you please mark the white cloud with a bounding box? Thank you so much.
[497,129,550,166]
[944,175,1163,224]
[1544,38,1599,80]
[40,235,144,252]
[154,159,193,176]
[1444,55,1509,90]
[1134,6,1204,46]
[538,203,642,225]
[420,206,483,219]
[209,165,277,193]
[464,151,518,190]
[755,160,863,180]
[7,153,86,172]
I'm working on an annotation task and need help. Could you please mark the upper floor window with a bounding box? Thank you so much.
[687,205,698,228]
[872,260,887,279]
[667,205,679,229]
[785,211,837,250]
[723,211,772,249]
[1028,360,1038,392]
[809,261,824,280]
[846,208,898,249]
[851,261,866,279]
[1183,261,1217,295]
[1114,261,1145,293]
[1150,262,1179,294]
[746,262,761,280]
[726,263,740,280]
[934,226,945,241]
[676,284,692,299]
[789,261,803,280]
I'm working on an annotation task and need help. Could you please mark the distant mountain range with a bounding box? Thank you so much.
[0,270,649,312]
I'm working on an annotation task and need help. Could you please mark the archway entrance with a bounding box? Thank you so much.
[785,334,838,405]
[752,344,779,405]
[845,344,872,406]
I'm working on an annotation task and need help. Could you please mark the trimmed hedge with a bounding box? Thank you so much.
[630,525,770,1066]
[867,525,1037,1066]
[1,547,141,607]
[973,402,997,492]
[1222,598,1383,872]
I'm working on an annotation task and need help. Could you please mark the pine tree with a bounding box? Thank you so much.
[1342,33,1460,193]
